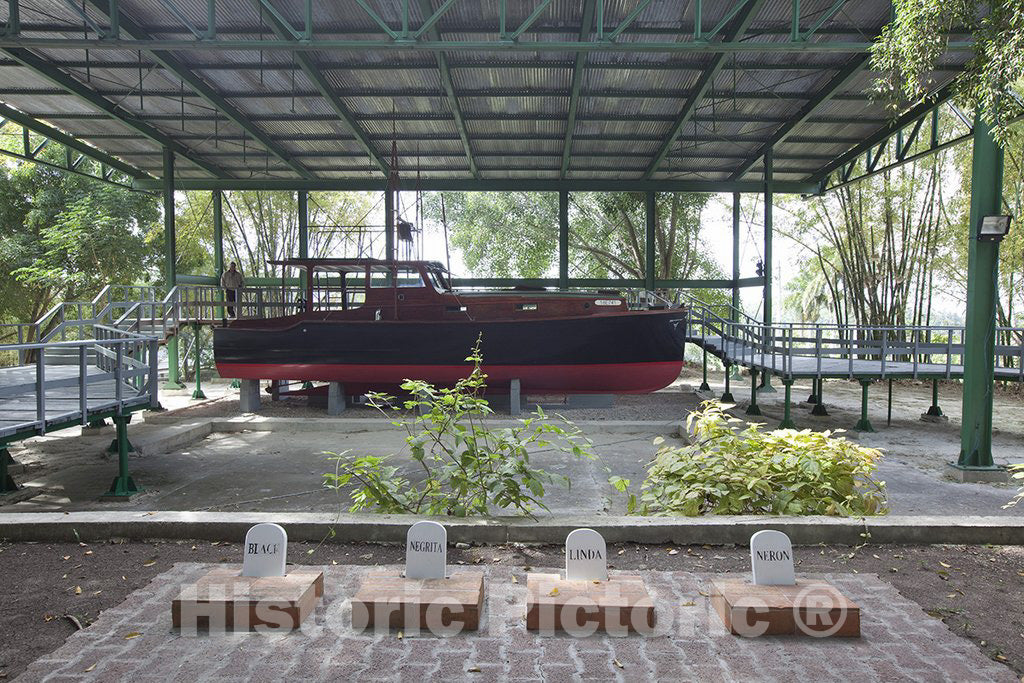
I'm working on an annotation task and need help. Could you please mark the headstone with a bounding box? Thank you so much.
[405,521,447,580]
[241,523,287,577]
[749,530,795,586]
[565,528,608,581]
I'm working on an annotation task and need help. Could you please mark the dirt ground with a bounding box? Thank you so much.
[0,540,1021,681]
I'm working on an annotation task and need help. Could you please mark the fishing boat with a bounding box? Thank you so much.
[213,259,687,394]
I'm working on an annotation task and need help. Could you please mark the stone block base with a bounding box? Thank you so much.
[947,463,1008,483]
[351,570,484,632]
[710,577,860,637]
[920,413,949,423]
[171,566,323,631]
[525,573,655,634]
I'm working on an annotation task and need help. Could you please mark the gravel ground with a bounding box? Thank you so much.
[1,540,1022,680]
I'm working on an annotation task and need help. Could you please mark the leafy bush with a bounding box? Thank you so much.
[323,338,594,517]
[1004,464,1024,509]
[617,401,887,517]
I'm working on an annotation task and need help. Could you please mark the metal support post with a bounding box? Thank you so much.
[163,148,185,389]
[745,369,763,416]
[102,414,142,499]
[298,190,309,294]
[778,379,796,429]
[191,322,206,399]
[926,379,944,417]
[854,380,875,432]
[807,377,819,404]
[384,187,395,262]
[731,191,743,379]
[213,189,224,320]
[810,378,829,415]
[759,149,775,393]
[887,378,893,426]
[721,363,735,403]
[558,190,569,290]
[699,348,711,391]
[644,191,656,292]
[956,116,1004,475]
[0,447,18,493]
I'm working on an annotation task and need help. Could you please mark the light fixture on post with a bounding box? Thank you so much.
[977,214,1012,241]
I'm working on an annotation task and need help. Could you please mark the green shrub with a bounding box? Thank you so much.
[1004,464,1024,509]
[323,337,594,517]
[620,401,887,517]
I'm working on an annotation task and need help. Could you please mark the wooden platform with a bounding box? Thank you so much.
[709,577,860,637]
[171,565,324,631]
[525,573,655,634]
[351,570,485,631]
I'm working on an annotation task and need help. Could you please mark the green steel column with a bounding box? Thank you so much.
[191,322,206,400]
[213,189,224,320]
[558,190,569,289]
[644,191,656,292]
[778,379,796,429]
[927,379,944,417]
[699,348,711,391]
[102,414,142,499]
[810,378,829,415]
[957,116,1005,471]
[0,447,18,493]
[731,191,741,316]
[745,369,763,416]
[384,188,395,261]
[760,149,775,392]
[721,364,735,403]
[298,190,309,291]
[162,148,184,390]
[854,380,876,432]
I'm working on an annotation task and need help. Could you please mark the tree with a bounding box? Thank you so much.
[0,131,159,336]
[872,0,1024,142]
[423,191,719,283]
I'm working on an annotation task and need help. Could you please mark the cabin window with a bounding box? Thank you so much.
[368,266,424,288]
[395,267,424,287]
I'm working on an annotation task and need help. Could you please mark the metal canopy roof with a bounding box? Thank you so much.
[0,0,972,193]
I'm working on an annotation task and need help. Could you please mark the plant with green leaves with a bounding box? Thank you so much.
[614,401,887,517]
[1004,464,1024,509]
[322,338,594,517]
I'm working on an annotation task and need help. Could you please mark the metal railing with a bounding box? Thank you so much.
[678,292,1024,380]
[0,327,159,439]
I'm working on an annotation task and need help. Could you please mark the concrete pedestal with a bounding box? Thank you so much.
[328,382,346,416]
[525,573,655,634]
[239,379,261,413]
[710,577,860,637]
[351,570,485,632]
[947,463,1008,483]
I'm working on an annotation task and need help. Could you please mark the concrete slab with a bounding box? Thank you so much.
[14,563,1016,682]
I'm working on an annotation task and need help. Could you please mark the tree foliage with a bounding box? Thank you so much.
[872,0,1024,142]
[424,191,719,282]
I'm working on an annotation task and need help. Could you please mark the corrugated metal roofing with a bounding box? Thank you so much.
[0,0,973,185]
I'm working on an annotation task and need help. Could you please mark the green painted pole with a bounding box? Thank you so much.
[807,377,819,404]
[213,189,224,320]
[162,148,185,390]
[957,116,1005,472]
[558,190,569,290]
[721,363,735,402]
[760,148,775,392]
[644,191,656,292]
[778,379,796,429]
[854,380,875,432]
[384,188,395,261]
[297,191,314,389]
[0,447,18,493]
[927,379,943,417]
[700,348,711,391]
[810,378,828,415]
[191,322,206,399]
[731,192,743,380]
[102,414,142,499]
[745,369,763,416]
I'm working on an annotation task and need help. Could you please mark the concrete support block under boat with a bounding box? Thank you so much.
[239,379,261,413]
[328,382,346,416]
[510,378,521,417]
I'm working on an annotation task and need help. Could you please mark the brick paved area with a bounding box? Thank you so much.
[16,563,1014,682]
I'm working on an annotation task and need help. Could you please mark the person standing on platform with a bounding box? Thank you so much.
[221,262,244,318]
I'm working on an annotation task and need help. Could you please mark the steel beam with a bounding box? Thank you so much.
[83,0,313,180]
[561,0,597,179]
[643,0,767,179]
[132,177,818,194]
[644,191,656,291]
[558,190,569,289]
[254,0,389,177]
[0,47,227,177]
[416,0,478,179]
[728,54,869,181]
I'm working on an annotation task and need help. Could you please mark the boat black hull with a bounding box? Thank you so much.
[214,310,686,393]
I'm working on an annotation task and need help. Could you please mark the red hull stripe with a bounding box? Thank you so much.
[215,361,684,394]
